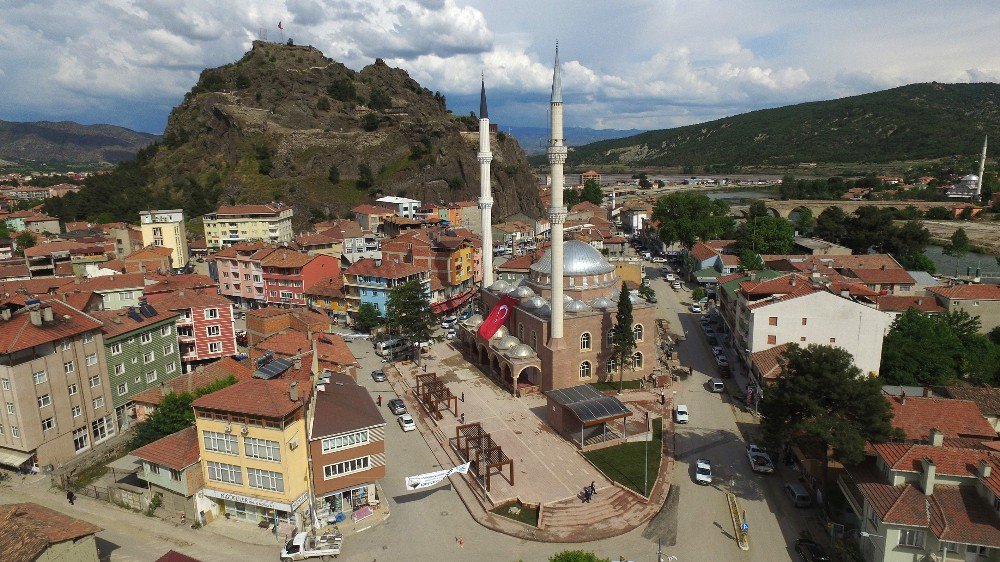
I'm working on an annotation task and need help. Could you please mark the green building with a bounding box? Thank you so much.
[92,304,181,431]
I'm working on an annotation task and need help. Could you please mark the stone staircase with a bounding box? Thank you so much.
[539,486,640,534]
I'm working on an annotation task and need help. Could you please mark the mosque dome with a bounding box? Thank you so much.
[496,335,519,350]
[530,240,615,277]
[463,314,484,328]
[514,286,536,299]
[491,325,509,340]
[563,294,574,302]
[489,280,512,293]
[963,174,979,182]
[591,297,614,309]
[523,296,546,309]
[566,299,593,313]
[537,303,552,315]
[508,344,535,358]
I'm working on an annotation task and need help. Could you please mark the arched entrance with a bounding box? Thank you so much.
[516,366,540,386]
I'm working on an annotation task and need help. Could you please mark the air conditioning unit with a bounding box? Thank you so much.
[288,438,299,450]
[224,424,232,434]
[240,425,249,436]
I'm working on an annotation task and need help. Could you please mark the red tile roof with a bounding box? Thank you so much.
[690,242,721,262]
[304,276,344,298]
[125,245,174,261]
[90,307,179,339]
[0,301,101,354]
[939,386,1000,417]
[345,257,424,280]
[848,268,916,285]
[876,295,947,313]
[887,395,997,441]
[750,343,792,381]
[192,378,304,418]
[56,273,146,294]
[352,204,394,215]
[131,426,200,471]
[260,249,315,268]
[928,284,1000,301]
[147,288,230,310]
[214,203,290,215]
[0,502,102,562]
[130,358,254,407]
[255,331,358,368]
[143,274,216,294]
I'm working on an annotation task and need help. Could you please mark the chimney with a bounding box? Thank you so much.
[840,289,850,298]
[923,386,932,398]
[29,308,42,327]
[294,357,302,370]
[0,308,10,321]
[980,459,992,479]
[900,390,906,405]
[289,381,299,402]
[42,306,54,322]
[790,276,796,287]
[920,456,936,495]
[929,427,944,447]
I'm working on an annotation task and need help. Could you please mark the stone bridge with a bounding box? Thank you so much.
[731,199,961,219]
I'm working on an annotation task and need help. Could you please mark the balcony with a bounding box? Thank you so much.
[176,316,193,326]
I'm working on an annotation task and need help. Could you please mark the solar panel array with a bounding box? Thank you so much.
[127,309,144,323]
[138,303,158,318]
[254,357,292,379]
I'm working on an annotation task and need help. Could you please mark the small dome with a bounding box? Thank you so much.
[537,303,552,315]
[514,286,535,299]
[629,291,644,303]
[523,296,546,309]
[962,174,979,181]
[591,297,613,309]
[491,325,509,340]
[495,335,519,350]
[563,294,574,303]
[489,280,512,293]
[508,344,535,358]
[463,314,484,328]
[566,299,593,313]
[530,240,616,276]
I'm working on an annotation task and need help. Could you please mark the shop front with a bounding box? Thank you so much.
[203,487,308,529]
[318,483,379,524]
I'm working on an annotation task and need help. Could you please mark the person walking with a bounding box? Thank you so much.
[66,490,75,505]
[377,394,382,407]
[590,481,597,496]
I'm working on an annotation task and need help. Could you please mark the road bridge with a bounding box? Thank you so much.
[731,199,960,219]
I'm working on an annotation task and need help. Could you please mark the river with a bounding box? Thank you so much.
[922,245,1000,281]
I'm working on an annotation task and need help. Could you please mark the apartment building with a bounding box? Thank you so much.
[304,277,348,325]
[261,251,339,308]
[139,210,189,269]
[90,304,181,431]
[342,258,428,317]
[0,301,114,471]
[203,203,294,249]
[132,426,208,523]
[380,227,481,315]
[213,242,270,308]
[309,373,385,523]
[927,284,1000,333]
[55,274,147,312]
[374,196,420,219]
[314,219,380,263]
[192,378,310,528]
[350,205,396,234]
[146,289,236,371]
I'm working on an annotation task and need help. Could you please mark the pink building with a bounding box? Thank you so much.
[146,288,237,370]
[213,242,271,307]
[261,251,339,307]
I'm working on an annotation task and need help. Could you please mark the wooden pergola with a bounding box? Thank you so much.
[451,422,514,492]
[416,379,458,420]
[415,372,438,394]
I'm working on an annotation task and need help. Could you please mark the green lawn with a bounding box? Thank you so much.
[584,418,662,496]
[590,379,644,393]
[490,500,539,526]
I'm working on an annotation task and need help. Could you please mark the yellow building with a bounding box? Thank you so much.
[203,203,294,249]
[192,378,310,528]
[452,245,474,284]
[140,209,189,268]
[304,277,349,325]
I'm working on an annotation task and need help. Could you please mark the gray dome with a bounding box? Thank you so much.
[489,280,512,293]
[495,335,519,350]
[962,174,979,181]
[530,240,615,276]
[629,291,644,303]
[591,297,613,309]
[508,344,535,358]
[523,295,546,309]
[563,294,574,303]
[514,286,536,299]
[490,325,509,340]
[463,314,484,328]
[566,299,593,313]
[537,303,552,315]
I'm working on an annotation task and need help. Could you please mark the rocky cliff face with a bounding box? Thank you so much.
[149,41,541,227]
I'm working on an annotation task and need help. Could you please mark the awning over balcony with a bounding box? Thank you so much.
[431,289,474,314]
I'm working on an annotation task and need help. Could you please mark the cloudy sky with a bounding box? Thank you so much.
[2,0,999,134]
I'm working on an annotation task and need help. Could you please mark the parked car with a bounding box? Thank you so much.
[716,355,730,368]
[695,458,713,485]
[371,370,387,382]
[441,317,457,329]
[387,398,406,415]
[665,273,676,281]
[711,346,724,358]
[398,414,416,432]
[646,294,658,304]
[793,538,831,561]
[652,256,667,263]
[784,482,812,507]
[671,281,682,290]
[747,444,775,473]
[674,404,689,423]
[690,304,702,313]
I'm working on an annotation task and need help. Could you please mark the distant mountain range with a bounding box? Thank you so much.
[566,82,1000,167]
[0,120,159,164]
[505,126,644,155]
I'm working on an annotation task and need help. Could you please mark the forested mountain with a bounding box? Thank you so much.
[0,120,158,163]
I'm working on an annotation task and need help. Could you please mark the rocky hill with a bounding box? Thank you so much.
[117,41,541,227]
[0,120,158,163]
[568,82,1000,167]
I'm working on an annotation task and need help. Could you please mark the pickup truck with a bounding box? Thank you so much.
[747,444,775,474]
[280,531,342,561]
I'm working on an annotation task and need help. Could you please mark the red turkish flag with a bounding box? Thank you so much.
[478,295,516,340]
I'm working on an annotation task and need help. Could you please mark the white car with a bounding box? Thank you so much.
[674,404,689,424]
[695,458,713,485]
[690,304,702,313]
[398,414,416,432]
[440,317,457,329]
[652,256,667,263]
[665,273,676,281]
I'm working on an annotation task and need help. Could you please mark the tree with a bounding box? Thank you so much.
[385,280,436,362]
[880,309,964,385]
[692,286,706,302]
[354,302,382,333]
[316,96,330,111]
[609,283,636,393]
[580,179,603,205]
[989,326,1000,346]
[760,344,899,486]
[792,207,815,236]
[748,200,769,218]
[356,164,375,190]
[328,78,356,102]
[563,188,581,208]
[652,192,734,248]
[736,249,764,273]
[944,309,982,344]
[129,376,236,449]
[926,207,952,220]
[550,550,610,562]
[945,228,971,275]
[734,216,795,255]
[14,231,36,255]
[813,207,848,244]
[896,252,936,274]
[369,88,392,111]
[328,164,340,184]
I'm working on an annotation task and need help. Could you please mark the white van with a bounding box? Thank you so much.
[710,378,725,393]
[375,338,406,358]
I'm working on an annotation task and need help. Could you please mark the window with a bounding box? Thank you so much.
[163,343,174,355]
[580,332,592,350]
[829,337,836,343]
[323,456,370,479]
[37,394,51,408]
[68,383,78,396]
[1,378,8,390]
[117,383,128,396]
[632,352,644,369]
[6,402,14,414]
[41,417,53,431]
[801,318,807,326]
[247,468,285,492]
[209,342,222,354]
[148,463,160,475]
[88,375,101,388]
[518,324,524,341]
[204,308,219,320]
[206,325,221,337]
[633,324,644,342]
[82,332,94,344]
[11,425,19,437]
[64,361,75,374]
[206,461,242,485]
[203,431,239,455]
[143,351,155,364]
[245,436,282,461]
[166,362,176,374]
[115,363,125,375]
[940,542,958,554]
[93,396,104,409]
[321,430,369,454]
[169,468,181,481]
[110,343,122,355]
[897,529,924,548]
[607,331,615,346]
[160,325,172,337]
[71,405,81,417]
[606,358,616,374]
[32,371,47,385]
[141,332,153,344]
[61,338,71,351]
[580,361,592,379]
[86,353,98,366]
[767,335,777,345]
[800,336,806,342]
[145,371,157,383]
[91,416,114,443]
[768,317,778,326]
[531,332,537,351]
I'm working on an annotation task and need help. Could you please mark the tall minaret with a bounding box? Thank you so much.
[977,135,988,200]
[547,44,567,341]
[478,76,495,287]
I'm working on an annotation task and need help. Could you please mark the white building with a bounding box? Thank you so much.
[375,196,421,219]
[139,210,188,268]
[203,203,294,249]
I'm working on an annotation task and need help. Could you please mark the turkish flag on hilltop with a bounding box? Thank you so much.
[478,295,516,340]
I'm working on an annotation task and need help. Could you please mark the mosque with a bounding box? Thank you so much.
[459,48,657,395]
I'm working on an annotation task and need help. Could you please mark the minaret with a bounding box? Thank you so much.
[547,44,567,341]
[977,135,988,200]
[478,76,495,287]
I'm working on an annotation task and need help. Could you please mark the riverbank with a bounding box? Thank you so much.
[919,220,1000,257]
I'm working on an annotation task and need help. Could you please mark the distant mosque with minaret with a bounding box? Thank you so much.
[459,46,657,395]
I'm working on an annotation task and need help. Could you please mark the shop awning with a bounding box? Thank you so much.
[0,447,32,468]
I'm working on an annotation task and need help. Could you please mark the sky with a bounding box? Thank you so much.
[1,0,999,135]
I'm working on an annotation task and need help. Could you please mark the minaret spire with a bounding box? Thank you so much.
[551,41,562,104]
[478,74,495,287]
[547,42,567,341]
[977,135,988,200]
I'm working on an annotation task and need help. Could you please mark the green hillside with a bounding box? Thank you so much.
[568,83,1000,167]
